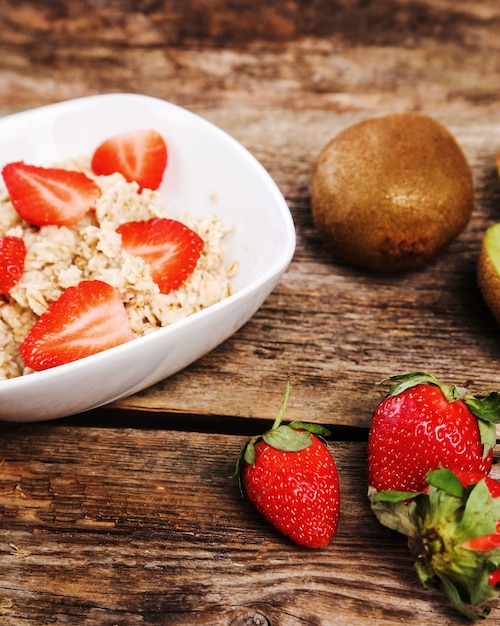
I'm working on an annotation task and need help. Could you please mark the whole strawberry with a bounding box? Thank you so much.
[368,372,500,493]
[370,468,500,620]
[234,378,340,548]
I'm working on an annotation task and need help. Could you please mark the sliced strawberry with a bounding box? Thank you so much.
[117,218,204,294]
[0,236,26,294]
[19,280,134,371]
[2,161,100,227]
[90,129,167,191]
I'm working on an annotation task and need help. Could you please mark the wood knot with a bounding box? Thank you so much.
[229,611,270,626]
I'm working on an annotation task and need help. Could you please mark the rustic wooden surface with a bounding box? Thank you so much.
[2,1,500,624]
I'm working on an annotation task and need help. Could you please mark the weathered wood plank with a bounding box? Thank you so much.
[2,3,500,625]
[0,0,499,116]
[1,422,498,624]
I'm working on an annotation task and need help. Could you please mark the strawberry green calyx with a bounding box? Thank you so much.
[381,371,467,400]
[233,377,331,476]
[370,468,500,620]
[380,372,500,460]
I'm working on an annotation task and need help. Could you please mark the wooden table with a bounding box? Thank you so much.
[2,1,500,623]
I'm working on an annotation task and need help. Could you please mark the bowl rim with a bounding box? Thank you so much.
[0,93,296,398]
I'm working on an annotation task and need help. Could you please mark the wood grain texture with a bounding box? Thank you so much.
[2,422,498,625]
[2,2,500,623]
[1,0,499,116]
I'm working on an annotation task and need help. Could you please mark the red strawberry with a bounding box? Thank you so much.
[453,468,500,497]
[19,280,134,371]
[234,378,341,549]
[91,129,167,191]
[0,235,26,294]
[367,372,500,493]
[370,467,500,620]
[2,161,100,227]
[116,217,204,294]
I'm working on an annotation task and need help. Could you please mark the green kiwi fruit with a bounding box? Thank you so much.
[478,223,500,324]
[311,112,474,272]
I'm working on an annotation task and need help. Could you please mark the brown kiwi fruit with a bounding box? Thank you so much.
[311,112,474,272]
[478,223,500,324]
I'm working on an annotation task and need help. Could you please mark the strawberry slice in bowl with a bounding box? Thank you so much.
[91,128,167,192]
[2,161,100,226]
[19,280,134,371]
[0,235,26,294]
[117,217,204,295]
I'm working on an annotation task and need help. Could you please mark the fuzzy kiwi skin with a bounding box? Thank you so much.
[478,224,500,324]
[311,113,474,272]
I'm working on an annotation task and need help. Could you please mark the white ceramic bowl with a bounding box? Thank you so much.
[0,94,295,422]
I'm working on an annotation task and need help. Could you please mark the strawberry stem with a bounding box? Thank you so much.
[234,377,332,477]
[271,376,291,431]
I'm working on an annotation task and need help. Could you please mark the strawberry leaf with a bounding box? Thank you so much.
[381,371,440,396]
[368,486,420,538]
[465,392,500,423]
[414,557,439,590]
[456,479,500,543]
[437,572,489,621]
[289,421,331,437]
[232,436,258,477]
[477,419,497,460]
[418,473,500,617]
[240,437,258,465]
[381,371,470,403]
[370,488,420,504]
[464,392,500,458]
[263,424,312,452]
[233,378,314,477]
[425,468,465,498]
[420,477,464,532]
